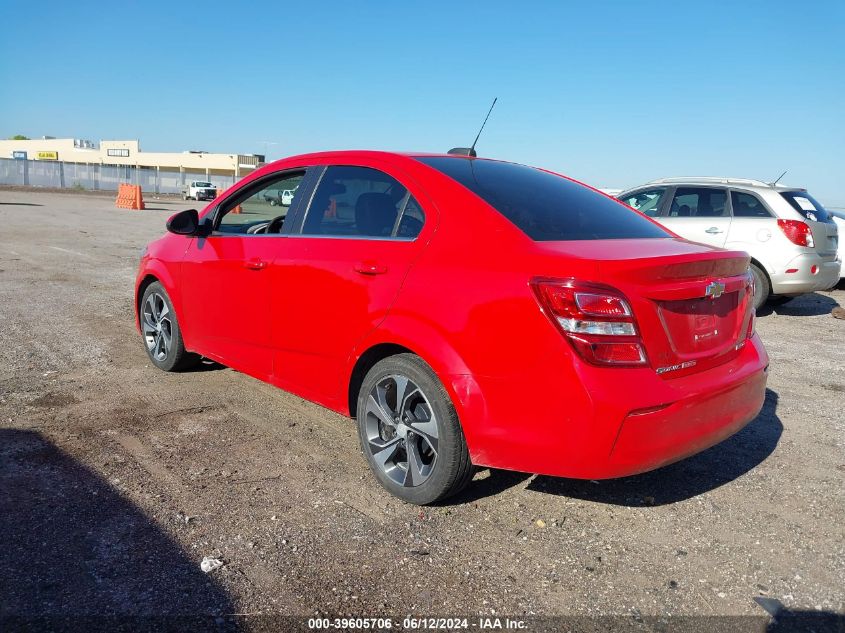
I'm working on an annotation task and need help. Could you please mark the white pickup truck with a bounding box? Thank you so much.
[181,181,218,201]
[263,188,297,207]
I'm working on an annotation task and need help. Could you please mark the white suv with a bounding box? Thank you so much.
[617,177,841,310]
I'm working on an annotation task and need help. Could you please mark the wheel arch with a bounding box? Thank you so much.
[345,324,486,463]
[134,259,181,333]
[136,273,160,318]
[345,316,477,422]
[347,343,416,418]
[748,256,773,290]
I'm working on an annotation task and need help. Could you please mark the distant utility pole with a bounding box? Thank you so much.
[257,141,278,163]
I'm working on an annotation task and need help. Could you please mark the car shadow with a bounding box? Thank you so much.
[524,388,782,507]
[620,608,843,631]
[754,597,845,632]
[757,292,840,317]
[183,358,227,373]
[437,469,533,506]
[0,429,236,624]
[765,610,845,632]
[0,202,44,206]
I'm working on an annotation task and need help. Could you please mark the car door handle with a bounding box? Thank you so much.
[705,227,724,234]
[353,261,388,275]
[244,258,267,270]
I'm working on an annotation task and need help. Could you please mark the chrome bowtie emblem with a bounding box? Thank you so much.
[705,281,726,299]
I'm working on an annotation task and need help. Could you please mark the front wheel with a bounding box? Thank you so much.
[357,354,473,505]
[749,263,770,311]
[140,282,200,371]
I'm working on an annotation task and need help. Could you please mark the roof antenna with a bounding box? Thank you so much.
[771,169,788,186]
[448,97,497,157]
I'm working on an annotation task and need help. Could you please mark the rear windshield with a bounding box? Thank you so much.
[416,157,669,241]
[779,191,833,223]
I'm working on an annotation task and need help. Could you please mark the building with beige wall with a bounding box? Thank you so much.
[0,137,263,180]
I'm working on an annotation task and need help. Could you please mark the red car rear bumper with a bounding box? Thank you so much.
[451,334,769,480]
[605,361,767,477]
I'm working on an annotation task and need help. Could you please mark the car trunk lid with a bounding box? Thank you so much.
[534,238,754,377]
[810,220,838,257]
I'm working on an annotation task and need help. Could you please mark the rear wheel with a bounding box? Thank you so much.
[356,354,473,505]
[140,282,200,372]
[749,263,770,311]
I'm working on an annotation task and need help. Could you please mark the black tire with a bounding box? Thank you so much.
[750,263,770,311]
[139,282,200,372]
[356,354,474,505]
[269,199,278,206]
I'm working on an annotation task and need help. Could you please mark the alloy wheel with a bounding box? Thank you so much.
[363,374,439,487]
[142,292,172,362]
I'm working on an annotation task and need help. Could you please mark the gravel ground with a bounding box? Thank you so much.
[0,190,842,630]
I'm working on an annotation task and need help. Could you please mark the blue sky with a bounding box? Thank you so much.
[1,1,843,205]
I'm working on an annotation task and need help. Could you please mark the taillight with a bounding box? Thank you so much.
[744,272,755,341]
[531,279,647,367]
[777,219,814,247]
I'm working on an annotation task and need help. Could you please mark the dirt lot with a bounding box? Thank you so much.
[1,190,843,629]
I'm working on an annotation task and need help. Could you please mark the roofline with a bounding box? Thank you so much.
[259,149,482,168]
[645,176,775,187]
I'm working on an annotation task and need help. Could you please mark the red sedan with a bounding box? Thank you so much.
[135,151,768,504]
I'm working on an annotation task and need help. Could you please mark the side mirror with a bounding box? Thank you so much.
[166,209,199,235]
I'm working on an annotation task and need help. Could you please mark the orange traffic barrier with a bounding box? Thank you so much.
[115,183,145,210]
[214,188,238,212]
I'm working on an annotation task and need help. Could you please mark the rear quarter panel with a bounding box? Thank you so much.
[349,173,596,464]
[724,216,788,275]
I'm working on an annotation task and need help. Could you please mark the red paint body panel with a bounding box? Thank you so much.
[180,236,282,380]
[135,150,769,481]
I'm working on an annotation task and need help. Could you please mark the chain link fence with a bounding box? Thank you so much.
[0,158,236,194]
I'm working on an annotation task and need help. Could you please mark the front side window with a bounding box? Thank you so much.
[217,171,305,234]
[619,188,667,217]
[415,156,669,241]
[301,165,424,239]
[731,191,772,218]
[668,188,728,218]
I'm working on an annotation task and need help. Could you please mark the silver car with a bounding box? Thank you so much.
[829,208,845,277]
[617,177,841,309]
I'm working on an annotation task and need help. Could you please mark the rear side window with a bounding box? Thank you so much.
[301,166,424,239]
[779,191,833,223]
[731,191,772,218]
[619,188,667,217]
[668,188,728,217]
[416,157,668,241]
